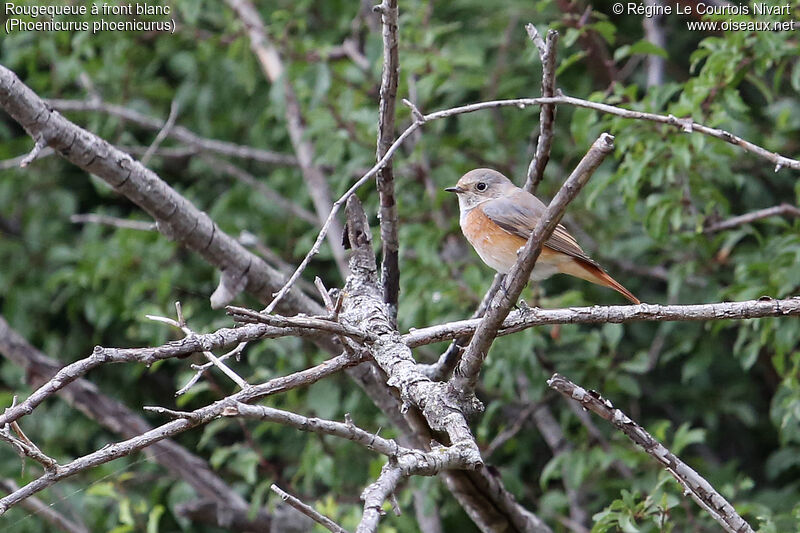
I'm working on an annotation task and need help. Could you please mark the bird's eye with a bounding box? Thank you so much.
[476,182,487,191]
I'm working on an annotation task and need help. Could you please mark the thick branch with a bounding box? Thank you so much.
[452,134,614,395]
[375,0,401,319]
[341,196,550,533]
[548,374,754,533]
[0,65,320,314]
[404,296,800,347]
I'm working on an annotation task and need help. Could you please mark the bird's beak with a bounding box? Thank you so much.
[444,186,463,194]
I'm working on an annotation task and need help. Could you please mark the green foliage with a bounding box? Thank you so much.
[1,0,799,531]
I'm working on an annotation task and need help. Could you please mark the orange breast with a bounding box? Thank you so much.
[461,206,570,280]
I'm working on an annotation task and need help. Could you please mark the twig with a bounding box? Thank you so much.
[703,203,800,233]
[19,135,48,167]
[261,120,422,315]
[422,95,800,171]
[374,0,401,321]
[226,306,378,343]
[141,98,180,166]
[547,373,755,533]
[451,133,615,397]
[0,420,59,471]
[524,25,559,194]
[70,214,156,231]
[174,343,245,397]
[270,484,349,533]
[147,303,250,391]
[225,0,348,277]
[315,277,335,311]
[222,404,400,457]
[0,147,55,170]
[47,98,298,166]
[403,296,800,347]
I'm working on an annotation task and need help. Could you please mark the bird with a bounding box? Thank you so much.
[445,168,640,304]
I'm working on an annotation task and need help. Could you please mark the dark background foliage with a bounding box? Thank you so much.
[1,0,799,531]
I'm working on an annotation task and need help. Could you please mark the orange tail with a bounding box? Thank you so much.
[562,259,640,304]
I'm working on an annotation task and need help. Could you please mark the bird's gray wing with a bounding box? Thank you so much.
[481,192,599,266]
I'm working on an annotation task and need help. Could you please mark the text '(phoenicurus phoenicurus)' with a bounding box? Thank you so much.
[446,168,640,304]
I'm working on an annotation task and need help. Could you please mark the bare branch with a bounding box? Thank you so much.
[19,135,47,167]
[0,316,261,528]
[261,90,800,314]
[703,203,800,233]
[141,98,180,166]
[0,65,321,314]
[222,403,400,457]
[0,350,365,515]
[374,0,401,320]
[0,147,55,170]
[146,305,250,390]
[451,133,614,396]
[225,0,348,276]
[70,213,156,231]
[174,342,246,397]
[0,479,89,533]
[262,120,422,315]
[547,373,755,533]
[226,306,378,343]
[0,418,58,471]
[404,296,800,347]
[47,98,298,166]
[524,25,559,194]
[423,95,800,171]
[341,196,550,533]
[0,319,349,428]
[271,484,349,533]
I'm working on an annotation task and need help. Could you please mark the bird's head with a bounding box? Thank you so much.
[445,168,516,210]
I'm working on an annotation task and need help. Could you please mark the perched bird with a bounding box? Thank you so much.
[445,168,639,304]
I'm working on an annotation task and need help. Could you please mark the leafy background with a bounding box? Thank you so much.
[1,0,799,531]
